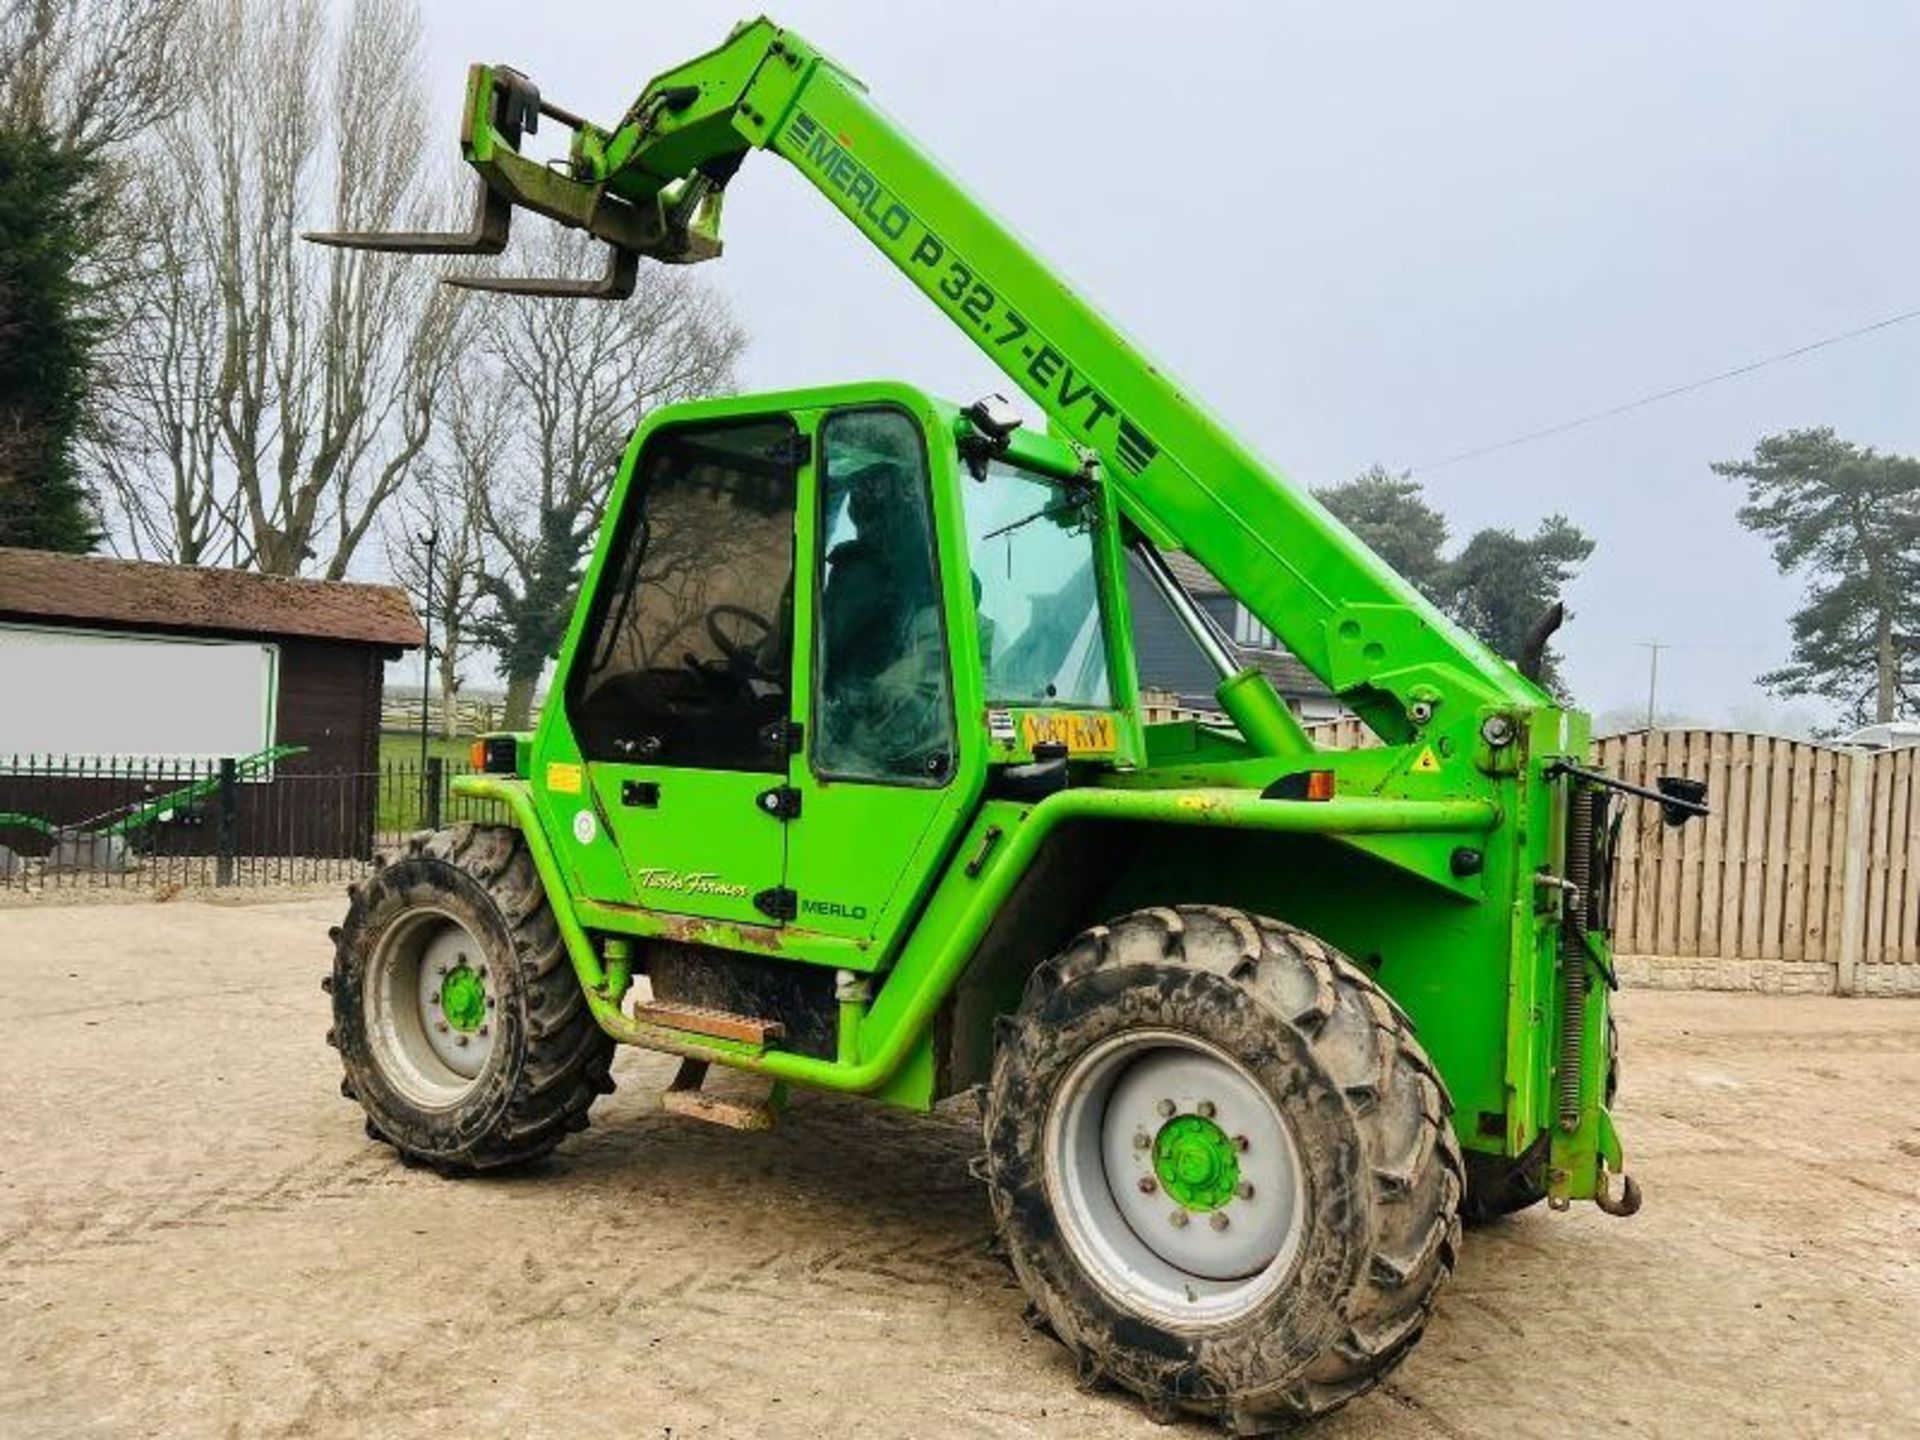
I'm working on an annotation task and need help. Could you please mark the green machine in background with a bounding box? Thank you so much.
[0,744,306,872]
[310,19,1702,1431]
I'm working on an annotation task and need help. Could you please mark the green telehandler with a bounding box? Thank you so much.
[311,18,1703,1431]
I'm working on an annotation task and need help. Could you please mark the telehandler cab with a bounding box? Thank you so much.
[313,18,1698,1431]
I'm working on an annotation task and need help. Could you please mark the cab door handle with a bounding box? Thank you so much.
[621,780,660,808]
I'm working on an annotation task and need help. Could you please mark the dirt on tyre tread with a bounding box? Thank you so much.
[983,904,1463,1434]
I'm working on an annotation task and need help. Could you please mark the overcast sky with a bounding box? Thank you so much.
[409,1,1920,729]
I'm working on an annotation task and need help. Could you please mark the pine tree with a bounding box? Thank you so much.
[1317,468,1593,689]
[1715,428,1920,725]
[0,127,101,552]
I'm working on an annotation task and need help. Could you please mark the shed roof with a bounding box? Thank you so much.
[0,548,424,649]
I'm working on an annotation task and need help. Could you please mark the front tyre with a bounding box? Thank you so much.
[984,906,1461,1433]
[327,824,615,1172]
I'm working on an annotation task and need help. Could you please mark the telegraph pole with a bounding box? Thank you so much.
[1639,641,1665,730]
[418,528,439,784]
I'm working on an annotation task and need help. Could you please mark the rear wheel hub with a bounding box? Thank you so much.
[364,909,499,1101]
[439,962,487,1032]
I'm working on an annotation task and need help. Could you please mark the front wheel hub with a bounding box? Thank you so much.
[365,909,499,1102]
[1153,1113,1241,1212]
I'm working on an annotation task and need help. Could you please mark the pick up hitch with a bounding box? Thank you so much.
[1595,1166,1643,1217]
[1544,760,1694,1218]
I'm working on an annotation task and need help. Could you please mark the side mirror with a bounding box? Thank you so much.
[965,393,1023,442]
[1655,775,1708,828]
[959,394,1024,481]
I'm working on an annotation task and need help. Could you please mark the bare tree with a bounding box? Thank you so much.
[91,160,224,563]
[381,377,506,736]
[98,0,467,577]
[468,227,746,726]
[0,0,194,159]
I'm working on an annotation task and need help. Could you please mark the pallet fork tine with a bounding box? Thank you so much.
[444,241,639,300]
[303,176,513,257]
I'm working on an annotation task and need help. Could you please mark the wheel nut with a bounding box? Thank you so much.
[1209,1212,1230,1231]
[479,1025,490,1038]
[1169,1210,1189,1229]
[486,997,496,1009]
[1156,1099,1176,1118]
[1237,1181,1255,1200]
[1196,1100,1216,1119]
[428,991,440,1004]
[1137,1176,1157,1194]
[478,965,488,979]
[435,964,448,976]
[456,1035,469,1048]
[435,1021,448,1033]
[1132,1130,1152,1150]
[1233,1134,1250,1152]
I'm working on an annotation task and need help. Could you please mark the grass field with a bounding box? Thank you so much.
[372,730,521,833]
[376,731,476,769]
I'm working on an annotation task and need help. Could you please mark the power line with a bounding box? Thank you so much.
[1411,303,1920,475]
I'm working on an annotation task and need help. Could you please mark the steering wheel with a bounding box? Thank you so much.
[706,603,775,672]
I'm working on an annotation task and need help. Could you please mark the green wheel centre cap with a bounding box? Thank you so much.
[439,964,487,1033]
[1153,1114,1241,1211]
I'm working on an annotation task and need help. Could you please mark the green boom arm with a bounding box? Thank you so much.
[346,17,1552,739]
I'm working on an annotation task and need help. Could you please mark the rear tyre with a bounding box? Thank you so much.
[328,824,615,1172]
[984,906,1461,1433]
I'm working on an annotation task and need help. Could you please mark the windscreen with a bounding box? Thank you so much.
[960,460,1112,708]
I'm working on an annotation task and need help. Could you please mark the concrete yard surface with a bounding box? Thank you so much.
[1,898,1916,1438]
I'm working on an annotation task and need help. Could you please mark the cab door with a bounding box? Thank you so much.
[564,414,801,927]
[783,404,969,946]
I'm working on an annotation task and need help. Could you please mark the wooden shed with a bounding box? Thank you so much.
[0,547,422,859]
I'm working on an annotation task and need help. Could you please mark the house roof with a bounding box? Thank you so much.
[0,548,424,649]
[1245,649,1326,698]
[1153,549,1332,700]
[1162,550,1223,595]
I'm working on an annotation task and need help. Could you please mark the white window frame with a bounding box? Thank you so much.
[0,623,282,777]
[1232,604,1277,652]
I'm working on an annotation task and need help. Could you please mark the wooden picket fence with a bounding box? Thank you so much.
[1300,719,1919,995]
[380,693,510,736]
[1599,730,1916,995]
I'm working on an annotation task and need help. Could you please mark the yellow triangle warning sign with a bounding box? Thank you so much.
[1412,747,1442,774]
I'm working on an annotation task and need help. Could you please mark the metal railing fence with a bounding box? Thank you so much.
[0,756,508,893]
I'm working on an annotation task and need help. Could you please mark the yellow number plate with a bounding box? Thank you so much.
[1020,711,1117,754]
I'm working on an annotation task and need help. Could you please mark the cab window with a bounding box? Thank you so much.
[961,460,1112,708]
[569,418,797,769]
[813,409,955,782]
